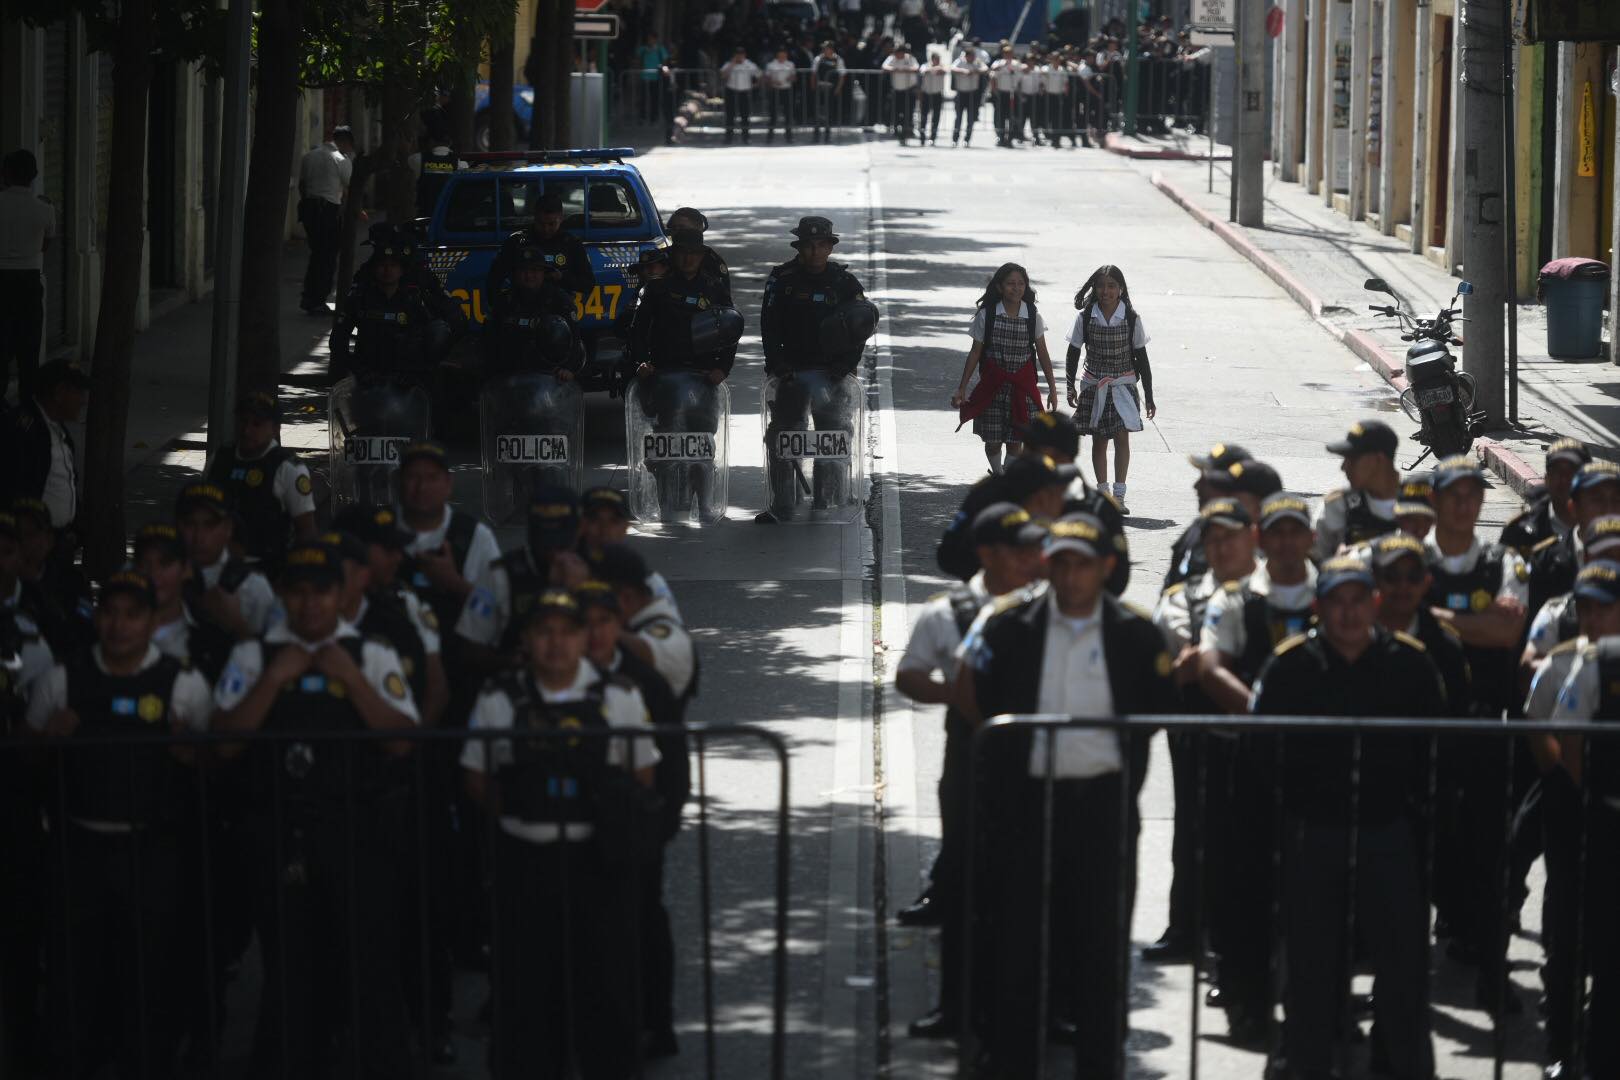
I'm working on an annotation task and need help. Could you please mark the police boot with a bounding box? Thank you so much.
[693,463,716,522]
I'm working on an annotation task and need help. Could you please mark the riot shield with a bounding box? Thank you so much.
[479,371,586,525]
[328,374,432,509]
[625,371,730,525]
[760,370,864,524]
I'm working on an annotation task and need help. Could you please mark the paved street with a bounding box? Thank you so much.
[140,136,1538,1078]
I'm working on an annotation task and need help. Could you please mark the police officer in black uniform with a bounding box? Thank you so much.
[1502,438,1589,559]
[1164,441,1251,590]
[957,512,1175,1079]
[1527,461,1620,631]
[332,223,467,383]
[481,245,582,383]
[9,495,93,654]
[486,191,597,302]
[415,113,463,219]
[27,569,215,1078]
[758,216,877,522]
[213,539,420,1078]
[1312,420,1403,561]
[1251,555,1441,1080]
[462,588,659,1080]
[175,481,279,642]
[578,578,690,1060]
[665,206,731,288]
[628,228,741,520]
[203,389,318,571]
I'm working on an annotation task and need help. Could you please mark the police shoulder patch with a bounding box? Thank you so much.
[419,605,440,631]
[1154,651,1173,678]
[1393,630,1428,653]
[295,472,312,496]
[383,671,407,700]
[645,622,673,640]
[1515,560,1530,583]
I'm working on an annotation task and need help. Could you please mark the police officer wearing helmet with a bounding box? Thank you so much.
[897,502,1046,1041]
[486,190,597,301]
[203,389,318,571]
[759,217,874,521]
[457,486,584,671]
[27,569,214,1077]
[664,206,730,288]
[481,245,582,383]
[956,511,1175,1079]
[1312,420,1402,561]
[576,579,690,1060]
[1535,561,1620,1078]
[1250,554,1441,1080]
[213,539,419,1077]
[462,588,658,1080]
[332,223,467,382]
[174,481,277,641]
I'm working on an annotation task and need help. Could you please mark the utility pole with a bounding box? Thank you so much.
[1459,0,1506,423]
[1124,15,1140,137]
[206,0,251,461]
[1235,0,1266,225]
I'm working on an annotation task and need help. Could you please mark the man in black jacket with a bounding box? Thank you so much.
[5,358,87,547]
[957,512,1175,1080]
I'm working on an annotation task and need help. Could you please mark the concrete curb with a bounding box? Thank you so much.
[1106,131,1231,161]
[1149,170,1547,492]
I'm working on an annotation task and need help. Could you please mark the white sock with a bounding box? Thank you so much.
[1113,482,1127,500]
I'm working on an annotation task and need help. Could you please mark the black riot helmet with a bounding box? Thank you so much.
[818,297,880,356]
[691,306,745,354]
[535,313,576,362]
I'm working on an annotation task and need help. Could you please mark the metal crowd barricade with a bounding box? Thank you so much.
[960,714,1618,1080]
[2,722,790,1080]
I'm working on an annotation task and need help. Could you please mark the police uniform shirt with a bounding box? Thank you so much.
[230,440,316,521]
[1312,489,1397,562]
[1152,571,1218,654]
[1527,593,1576,658]
[460,659,659,843]
[1422,535,1529,611]
[629,595,695,699]
[1526,636,1587,720]
[1031,602,1121,778]
[1549,644,1620,810]
[969,302,1046,343]
[199,555,278,636]
[882,53,921,90]
[40,411,78,528]
[357,593,441,656]
[898,571,991,679]
[152,611,204,665]
[213,620,420,723]
[403,504,501,597]
[1200,562,1318,658]
[989,58,1022,92]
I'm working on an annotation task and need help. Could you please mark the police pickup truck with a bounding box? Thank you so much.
[420,147,667,391]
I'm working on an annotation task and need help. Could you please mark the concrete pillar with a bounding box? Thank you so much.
[1321,0,1337,205]
[1552,43,1606,260]
[1378,0,1415,235]
[1280,0,1306,182]
[1237,0,1268,225]
[1348,0,1371,219]
[1553,43,1577,259]
[1306,0,1327,192]
[1609,45,1620,349]
[70,15,100,355]
[1445,15,1466,267]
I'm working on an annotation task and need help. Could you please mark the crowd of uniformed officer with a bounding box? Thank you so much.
[899,414,1620,1080]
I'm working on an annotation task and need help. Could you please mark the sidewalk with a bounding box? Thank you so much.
[1145,157,1618,494]
[121,247,336,525]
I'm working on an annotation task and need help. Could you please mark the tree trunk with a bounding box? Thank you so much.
[447,19,480,152]
[528,0,574,149]
[550,1,573,148]
[379,72,420,225]
[81,0,154,578]
[335,151,374,304]
[237,0,306,393]
[490,33,516,150]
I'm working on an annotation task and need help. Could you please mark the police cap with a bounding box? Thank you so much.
[1015,411,1080,459]
[318,530,370,565]
[399,440,451,471]
[1579,515,1620,559]
[1002,454,1079,502]
[1546,438,1592,470]
[1043,513,1109,560]
[1326,420,1398,458]
[1370,533,1426,570]
[521,588,585,628]
[1395,472,1436,519]
[1258,493,1312,530]
[573,579,622,616]
[100,569,157,609]
[1432,454,1485,491]
[791,216,840,248]
[235,388,280,421]
[666,207,709,233]
[1199,498,1252,532]
[1316,554,1375,597]
[1573,560,1620,606]
[132,522,186,562]
[279,541,345,588]
[971,502,1047,547]
[332,505,414,550]
[1574,461,1620,495]
[581,487,632,520]
[668,228,706,253]
[9,497,51,530]
[526,486,581,552]
[174,482,231,520]
[1204,459,1282,498]
[592,544,651,592]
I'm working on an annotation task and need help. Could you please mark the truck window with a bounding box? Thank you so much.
[501,177,585,233]
[585,178,641,228]
[442,180,497,233]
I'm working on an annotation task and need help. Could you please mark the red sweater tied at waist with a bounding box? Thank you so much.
[956,359,1041,431]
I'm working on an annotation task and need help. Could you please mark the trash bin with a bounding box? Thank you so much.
[1538,257,1610,359]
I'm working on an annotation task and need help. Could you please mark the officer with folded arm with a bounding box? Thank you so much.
[203,390,318,571]
[175,482,277,642]
[1312,421,1402,561]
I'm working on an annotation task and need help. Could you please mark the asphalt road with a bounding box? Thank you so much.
[206,134,1536,1079]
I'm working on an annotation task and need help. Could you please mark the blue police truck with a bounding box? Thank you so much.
[420,148,668,391]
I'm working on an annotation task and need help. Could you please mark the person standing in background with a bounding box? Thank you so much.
[296,126,355,316]
[0,150,55,405]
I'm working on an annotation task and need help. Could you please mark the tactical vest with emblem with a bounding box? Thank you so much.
[634,611,702,707]
[492,671,611,827]
[495,548,549,655]
[1180,575,1223,713]
[1427,542,1518,715]
[359,590,429,705]
[1235,582,1316,686]
[184,556,258,612]
[763,259,862,373]
[63,653,187,825]
[1591,637,1620,800]
[259,635,402,815]
[1341,489,1399,546]
[206,444,299,562]
[405,511,480,632]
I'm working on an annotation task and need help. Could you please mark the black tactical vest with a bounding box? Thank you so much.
[1427,543,1517,715]
[359,589,429,705]
[206,444,299,563]
[1235,584,1316,686]
[64,652,188,825]
[492,671,611,827]
[1342,489,1399,546]
[495,548,549,655]
[1591,637,1620,800]
[405,511,480,632]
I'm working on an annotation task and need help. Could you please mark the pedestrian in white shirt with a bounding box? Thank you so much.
[1043,53,1074,147]
[764,47,799,143]
[989,46,1021,146]
[882,43,922,144]
[719,47,762,144]
[918,52,948,144]
[0,149,55,403]
[1016,47,1045,144]
[950,47,989,145]
[810,40,848,142]
[295,125,355,315]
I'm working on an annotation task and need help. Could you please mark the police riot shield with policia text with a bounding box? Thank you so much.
[760,369,864,523]
[328,374,432,509]
[480,371,586,525]
[625,371,730,525]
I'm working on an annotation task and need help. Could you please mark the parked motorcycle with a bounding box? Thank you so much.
[1365,277,1487,465]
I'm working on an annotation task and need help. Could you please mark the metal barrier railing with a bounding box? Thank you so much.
[614,60,1212,142]
[0,723,789,1079]
[957,714,1616,1080]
